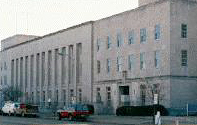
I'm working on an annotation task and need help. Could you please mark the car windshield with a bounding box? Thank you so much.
[64,104,88,111]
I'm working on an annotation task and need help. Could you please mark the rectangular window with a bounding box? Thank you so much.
[61,47,66,85]
[181,24,187,38]
[155,24,160,40]
[20,57,23,90]
[97,60,101,73]
[117,57,122,72]
[55,49,58,86]
[48,50,52,86]
[25,56,28,89]
[140,28,146,43]
[4,75,7,85]
[155,51,160,68]
[128,54,135,70]
[117,32,123,47]
[107,36,111,49]
[78,89,82,103]
[96,87,101,103]
[36,53,40,87]
[128,30,134,44]
[140,52,145,69]
[62,89,66,106]
[181,50,187,66]
[30,55,34,88]
[106,87,111,106]
[41,52,45,87]
[107,59,111,73]
[11,59,14,86]
[16,59,18,88]
[97,39,101,51]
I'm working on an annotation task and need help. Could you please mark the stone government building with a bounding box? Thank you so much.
[0,0,197,115]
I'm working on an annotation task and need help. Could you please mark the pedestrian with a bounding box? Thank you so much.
[155,111,161,125]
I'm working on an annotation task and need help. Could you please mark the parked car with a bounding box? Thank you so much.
[57,104,91,120]
[2,101,20,116]
[18,103,39,117]
[2,101,39,117]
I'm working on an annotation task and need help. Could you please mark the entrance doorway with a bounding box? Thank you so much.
[119,86,130,106]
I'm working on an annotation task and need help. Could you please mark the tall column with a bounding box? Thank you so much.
[33,54,37,104]
[60,47,66,107]
[39,52,44,105]
[12,59,16,88]
[17,58,20,91]
[27,56,31,103]
[51,50,55,104]
[56,48,62,107]
[19,57,23,102]
[73,45,77,101]
[23,57,26,103]
[15,58,18,89]
[66,47,69,106]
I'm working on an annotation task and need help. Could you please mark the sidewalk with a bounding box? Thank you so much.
[88,115,153,125]
[40,113,197,125]
[88,115,197,125]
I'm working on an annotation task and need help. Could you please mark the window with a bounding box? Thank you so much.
[181,24,187,38]
[140,28,146,43]
[181,50,187,66]
[96,87,101,103]
[155,24,160,40]
[155,51,160,68]
[78,89,82,103]
[128,30,134,44]
[107,36,111,49]
[153,83,160,94]
[106,87,111,106]
[107,59,111,73]
[128,54,135,70]
[97,39,101,51]
[140,85,146,106]
[140,53,145,69]
[4,62,7,70]
[117,32,123,47]
[117,57,123,72]
[97,60,101,73]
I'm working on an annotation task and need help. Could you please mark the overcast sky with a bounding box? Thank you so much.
[0,0,138,42]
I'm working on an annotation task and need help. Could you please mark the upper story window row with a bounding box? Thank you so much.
[96,23,188,52]
[97,50,161,74]
[96,24,161,52]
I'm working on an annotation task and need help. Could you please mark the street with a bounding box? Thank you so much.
[0,115,118,125]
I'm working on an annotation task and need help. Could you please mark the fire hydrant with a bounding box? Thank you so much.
[155,111,161,125]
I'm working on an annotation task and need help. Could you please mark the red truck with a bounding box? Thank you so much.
[57,104,91,120]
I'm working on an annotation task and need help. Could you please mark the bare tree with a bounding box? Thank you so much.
[3,85,23,102]
[140,78,165,105]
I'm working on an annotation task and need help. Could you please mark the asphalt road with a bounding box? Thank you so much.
[0,115,117,125]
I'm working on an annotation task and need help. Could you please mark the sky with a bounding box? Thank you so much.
[0,0,138,42]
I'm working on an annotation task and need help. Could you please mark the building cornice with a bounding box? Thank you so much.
[1,21,94,52]
[94,75,197,84]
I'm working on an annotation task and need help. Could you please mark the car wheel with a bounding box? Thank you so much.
[68,114,73,121]
[21,112,25,117]
[8,111,11,116]
[58,113,62,120]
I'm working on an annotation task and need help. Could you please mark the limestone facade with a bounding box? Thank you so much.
[0,0,197,114]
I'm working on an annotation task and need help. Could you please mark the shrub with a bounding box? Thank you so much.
[116,105,168,116]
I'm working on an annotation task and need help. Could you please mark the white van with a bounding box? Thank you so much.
[2,101,20,116]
